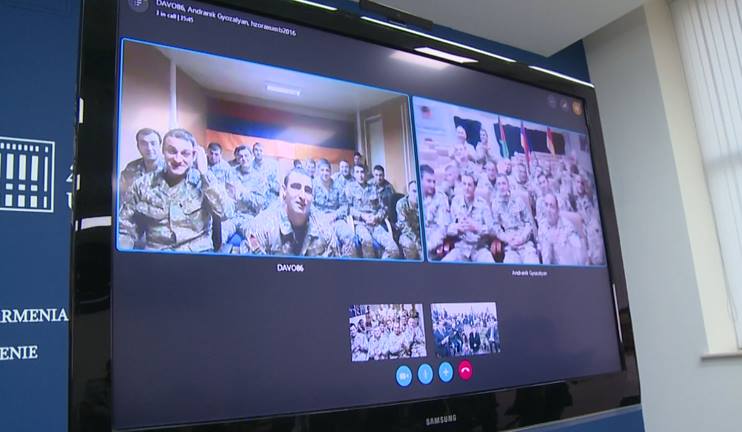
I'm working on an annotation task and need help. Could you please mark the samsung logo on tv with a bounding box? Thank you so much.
[277,264,305,273]
[425,414,457,426]
[0,308,68,324]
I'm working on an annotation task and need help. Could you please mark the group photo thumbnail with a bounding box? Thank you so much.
[431,302,501,358]
[413,97,606,266]
[349,304,427,362]
[116,40,421,260]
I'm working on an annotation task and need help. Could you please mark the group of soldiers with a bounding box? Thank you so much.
[349,304,427,362]
[421,124,606,265]
[117,127,422,260]
[432,307,501,358]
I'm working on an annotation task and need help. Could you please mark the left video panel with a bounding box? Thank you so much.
[116,40,422,261]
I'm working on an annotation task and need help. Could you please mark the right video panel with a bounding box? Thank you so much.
[412,96,607,266]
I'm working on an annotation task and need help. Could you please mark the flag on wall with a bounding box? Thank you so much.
[520,120,531,171]
[546,127,556,155]
[497,116,509,159]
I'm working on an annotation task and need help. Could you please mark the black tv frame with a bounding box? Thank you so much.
[70,0,639,431]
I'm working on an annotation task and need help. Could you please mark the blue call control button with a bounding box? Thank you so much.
[396,365,413,387]
[438,361,454,383]
[418,363,434,385]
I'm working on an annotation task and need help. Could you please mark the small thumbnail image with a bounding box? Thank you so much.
[431,302,501,358]
[348,304,427,362]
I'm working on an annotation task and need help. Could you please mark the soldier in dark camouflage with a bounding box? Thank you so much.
[371,165,396,222]
[118,129,234,252]
[345,164,400,259]
[396,180,421,260]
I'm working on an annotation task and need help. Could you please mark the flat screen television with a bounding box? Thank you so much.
[70,0,640,431]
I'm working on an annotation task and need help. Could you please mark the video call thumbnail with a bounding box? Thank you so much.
[349,304,427,362]
[431,302,501,358]
[116,40,421,261]
[413,97,606,266]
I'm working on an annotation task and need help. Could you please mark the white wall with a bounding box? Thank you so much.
[584,1,742,430]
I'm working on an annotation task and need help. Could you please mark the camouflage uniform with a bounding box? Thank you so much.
[422,191,450,253]
[443,194,495,262]
[350,332,369,362]
[346,182,400,259]
[239,204,338,257]
[585,216,606,265]
[207,160,238,249]
[118,169,234,252]
[119,157,164,198]
[312,179,354,256]
[373,179,396,221]
[492,195,539,264]
[208,160,236,185]
[332,172,353,193]
[440,180,462,204]
[367,333,388,360]
[385,331,408,359]
[395,196,421,259]
[223,167,268,240]
[252,158,280,207]
[475,174,498,202]
[405,325,427,357]
[538,216,585,265]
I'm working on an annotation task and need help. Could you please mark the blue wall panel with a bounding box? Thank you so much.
[0,0,79,431]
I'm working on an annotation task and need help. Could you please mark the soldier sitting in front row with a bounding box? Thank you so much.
[442,173,495,263]
[240,168,338,257]
[118,128,234,252]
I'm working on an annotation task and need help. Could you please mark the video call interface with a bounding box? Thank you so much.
[112,0,622,429]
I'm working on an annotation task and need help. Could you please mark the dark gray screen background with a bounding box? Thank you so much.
[113,1,621,429]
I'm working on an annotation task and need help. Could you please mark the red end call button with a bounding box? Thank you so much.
[458,360,473,381]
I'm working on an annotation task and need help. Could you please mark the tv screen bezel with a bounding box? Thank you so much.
[70,1,639,431]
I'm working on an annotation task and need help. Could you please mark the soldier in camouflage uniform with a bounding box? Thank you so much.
[396,180,421,260]
[538,193,586,265]
[345,164,400,259]
[371,165,396,221]
[206,142,235,184]
[492,175,540,264]
[240,168,338,257]
[442,173,495,262]
[119,128,164,198]
[476,161,499,202]
[385,321,408,359]
[367,325,388,360]
[440,163,462,204]
[405,316,427,357]
[419,165,450,257]
[118,129,234,252]
[313,159,354,256]
[331,160,353,192]
[251,142,280,207]
[350,323,369,362]
[221,145,266,242]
